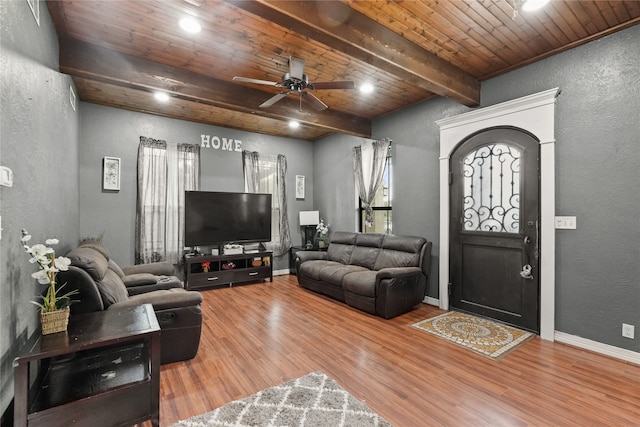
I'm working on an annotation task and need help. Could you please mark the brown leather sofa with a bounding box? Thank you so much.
[57,240,203,364]
[296,231,432,319]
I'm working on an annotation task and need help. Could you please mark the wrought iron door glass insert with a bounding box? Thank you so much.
[463,143,520,233]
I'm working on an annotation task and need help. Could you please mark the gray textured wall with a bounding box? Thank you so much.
[0,0,80,415]
[481,27,640,350]
[78,103,314,270]
[315,25,639,351]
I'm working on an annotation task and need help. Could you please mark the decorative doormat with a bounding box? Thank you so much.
[411,311,534,360]
[170,371,393,427]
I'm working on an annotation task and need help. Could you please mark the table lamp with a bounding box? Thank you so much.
[299,211,320,248]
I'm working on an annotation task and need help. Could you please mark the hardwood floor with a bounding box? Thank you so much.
[147,275,640,426]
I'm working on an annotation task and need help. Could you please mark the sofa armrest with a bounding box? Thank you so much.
[376,266,423,281]
[110,288,203,311]
[375,267,426,319]
[122,273,158,287]
[295,251,328,279]
[58,266,106,314]
[296,250,328,263]
[122,261,175,276]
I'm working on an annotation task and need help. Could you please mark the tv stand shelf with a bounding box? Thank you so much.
[185,251,273,290]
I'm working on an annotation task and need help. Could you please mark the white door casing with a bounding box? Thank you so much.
[436,88,560,341]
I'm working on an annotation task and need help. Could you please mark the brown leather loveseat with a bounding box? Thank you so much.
[57,240,203,364]
[295,231,432,319]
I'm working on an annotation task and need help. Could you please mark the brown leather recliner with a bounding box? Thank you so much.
[58,241,203,364]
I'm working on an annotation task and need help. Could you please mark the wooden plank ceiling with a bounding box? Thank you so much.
[47,0,640,141]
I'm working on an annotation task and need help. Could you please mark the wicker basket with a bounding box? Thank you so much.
[40,307,70,335]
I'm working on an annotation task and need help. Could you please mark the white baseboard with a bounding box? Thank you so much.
[273,269,291,276]
[423,296,439,306]
[554,331,640,365]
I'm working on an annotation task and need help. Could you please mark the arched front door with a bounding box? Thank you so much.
[450,127,540,333]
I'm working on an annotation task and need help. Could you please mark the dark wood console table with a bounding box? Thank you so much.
[13,304,161,427]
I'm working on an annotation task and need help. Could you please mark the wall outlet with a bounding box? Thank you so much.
[622,323,635,339]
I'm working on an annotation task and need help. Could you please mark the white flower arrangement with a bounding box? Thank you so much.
[316,220,330,238]
[21,229,77,312]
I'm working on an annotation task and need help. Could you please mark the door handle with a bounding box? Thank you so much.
[520,264,534,279]
[522,235,534,279]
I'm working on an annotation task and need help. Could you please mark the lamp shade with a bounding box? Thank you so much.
[299,210,320,226]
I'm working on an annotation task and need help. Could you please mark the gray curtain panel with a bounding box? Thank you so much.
[242,150,291,256]
[136,137,200,265]
[136,136,168,264]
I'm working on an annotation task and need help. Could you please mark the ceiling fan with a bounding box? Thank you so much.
[232,56,355,111]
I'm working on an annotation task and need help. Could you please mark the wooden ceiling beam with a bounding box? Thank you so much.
[228,0,480,107]
[58,39,371,138]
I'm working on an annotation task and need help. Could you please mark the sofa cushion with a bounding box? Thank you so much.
[374,234,426,270]
[299,260,368,285]
[350,233,384,270]
[317,264,369,285]
[79,240,111,260]
[108,259,126,278]
[299,260,339,280]
[342,271,378,297]
[66,247,109,281]
[327,231,357,264]
[96,268,130,306]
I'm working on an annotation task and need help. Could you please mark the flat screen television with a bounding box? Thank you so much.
[185,191,272,247]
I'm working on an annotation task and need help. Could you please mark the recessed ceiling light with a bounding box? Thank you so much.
[154,92,170,102]
[289,120,300,129]
[521,0,550,12]
[360,82,374,94]
[179,17,201,33]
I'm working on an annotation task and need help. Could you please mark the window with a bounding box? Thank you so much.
[359,155,392,233]
[136,137,200,264]
[253,158,281,242]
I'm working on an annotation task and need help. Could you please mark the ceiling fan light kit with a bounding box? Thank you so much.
[233,56,355,112]
[179,17,201,34]
[154,92,170,102]
[521,0,551,12]
[508,0,550,19]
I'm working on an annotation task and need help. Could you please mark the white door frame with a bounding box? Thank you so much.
[436,88,560,341]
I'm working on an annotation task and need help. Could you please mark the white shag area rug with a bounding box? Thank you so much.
[171,371,393,427]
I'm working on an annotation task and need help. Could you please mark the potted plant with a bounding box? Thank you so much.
[21,229,78,334]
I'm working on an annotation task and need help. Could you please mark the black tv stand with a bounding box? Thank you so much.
[184,251,273,290]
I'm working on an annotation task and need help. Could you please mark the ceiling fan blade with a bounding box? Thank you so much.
[233,76,278,86]
[259,92,289,108]
[289,56,305,80]
[309,80,356,90]
[302,92,328,111]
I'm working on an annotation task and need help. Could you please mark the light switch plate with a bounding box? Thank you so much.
[555,216,576,229]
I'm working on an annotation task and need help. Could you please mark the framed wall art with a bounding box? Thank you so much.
[103,157,121,191]
[295,175,305,199]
